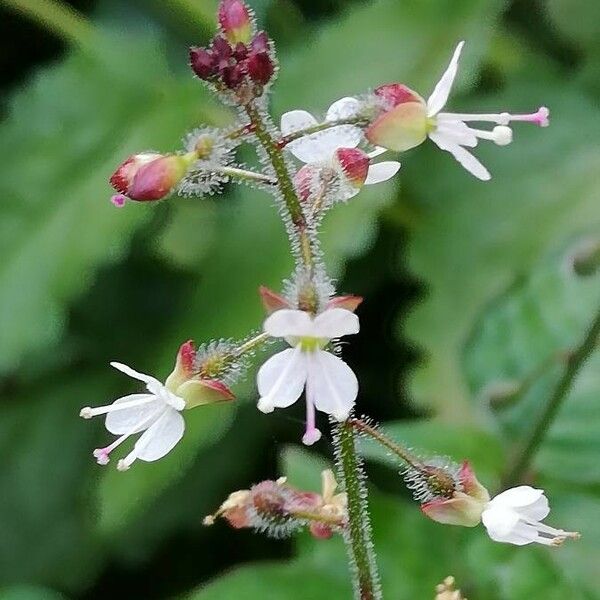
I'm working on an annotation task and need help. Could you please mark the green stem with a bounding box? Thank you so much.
[234,332,270,356]
[334,421,382,600]
[349,418,421,471]
[1,0,94,46]
[278,117,369,147]
[502,306,600,487]
[218,166,277,186]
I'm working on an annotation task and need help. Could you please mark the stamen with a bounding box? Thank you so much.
[117,453,136,471]
[508,106,549,127]
[302,389,321,445]
[437,106,549,128]
[92,431,133,465]
[79,395,155,419]
[111,194,127,207]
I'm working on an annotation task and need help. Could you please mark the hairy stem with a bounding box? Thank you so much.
[349,418,421,470]
[502,306,600,487]
[278,117,369,147]
[218,166,277,186]
[1,0,94,46]
[334,420,382,600]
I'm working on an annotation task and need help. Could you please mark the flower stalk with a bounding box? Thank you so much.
[334,420,382,600]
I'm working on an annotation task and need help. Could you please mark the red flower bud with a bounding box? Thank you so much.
[222,63,246,89]
[247,51,274,85]
[127,154,191,201]
[250,31,269,54]
[334,147,370,187]
[218,0,253,45]
[326,295,363,312]
[189,47,217,79]
[110,153,162,195]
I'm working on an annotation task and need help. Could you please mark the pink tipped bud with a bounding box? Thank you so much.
[189,46,217,79]
[374,83,425,108]
[247,51,275,85]
[110,153,162,195]
[127,155,191,201]
[293,164,319,203]
[218,0,253,45]
[326,295,363,312]
[334,148,370,187]
[111,153,193,202]
[309,522,334,539]
[250,31,269,53]
[259,285,290,314]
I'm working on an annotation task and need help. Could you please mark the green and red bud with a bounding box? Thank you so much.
[365,83,428,152]
[326,295,363,312]
[218,0,253,45]
[334,147,370,188]
[110,153,194,202]
[259,285,291,314]
[165,341,235,409]
[421,462,490,527]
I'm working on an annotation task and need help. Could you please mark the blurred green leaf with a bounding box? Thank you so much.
[0,586,66,600]
[403,74,600,416]
[464,246,600,484]
[0,31,222,375]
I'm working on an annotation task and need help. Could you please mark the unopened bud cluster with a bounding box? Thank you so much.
[190,0,275,102]
[204,470,347,539]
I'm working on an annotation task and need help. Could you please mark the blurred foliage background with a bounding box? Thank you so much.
[0,0,599,598]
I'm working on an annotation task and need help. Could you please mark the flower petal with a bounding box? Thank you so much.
[490,486,545,510]
[313,308,359,338]
[110,361,158,384]
[264,309,313,338]
[105,394,163,435]
[308,350,358,420]
[326,97,361,121]
[427,41,465,117]
[134,408,185,462]
[364,161,401,185]
[481,506,538,545]
[257,347,307,410]
[429,133,491,181]
[434,117,478,147]
[280,109,318,135]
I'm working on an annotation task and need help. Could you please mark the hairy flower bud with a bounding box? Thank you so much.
[165,340,235,408]
[189,46,217,79]
[218,0,253,45]
[247,50,275,85]
[420,462,490,527]
[110,153,194,202]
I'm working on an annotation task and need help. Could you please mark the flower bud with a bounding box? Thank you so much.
[365,84,428,152]
[165,341,235,409]
[110,153,194,202]
[334,147,370,188]
[421,462,490,527]
[247,51,275,85]
[189,47,217,79]
[218,0,253,45]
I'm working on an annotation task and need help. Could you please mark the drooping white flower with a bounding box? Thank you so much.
[257,308,359,445]
[366,41,549,180]
[80,362,186,471]
[281,98,400,198]
[481,486,579,546]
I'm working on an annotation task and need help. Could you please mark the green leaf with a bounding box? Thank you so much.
[0,587,66,600]
[0,31,223,375]
[464,246,600,484]
[403,73,600,416]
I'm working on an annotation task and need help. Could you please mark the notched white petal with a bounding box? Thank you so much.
[313,308,360,338]
[134,409,185,462]
[264,309,314,338]
[429,133,491,181]
[257,348,307,410]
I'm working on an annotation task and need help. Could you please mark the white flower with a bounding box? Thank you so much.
[481,486,579,546]
[257,308,359,445]
[366,42,549,180]
[281,98,400,196]
[80,362,186,470]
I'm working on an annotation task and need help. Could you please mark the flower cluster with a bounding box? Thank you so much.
[82,1,579,594]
